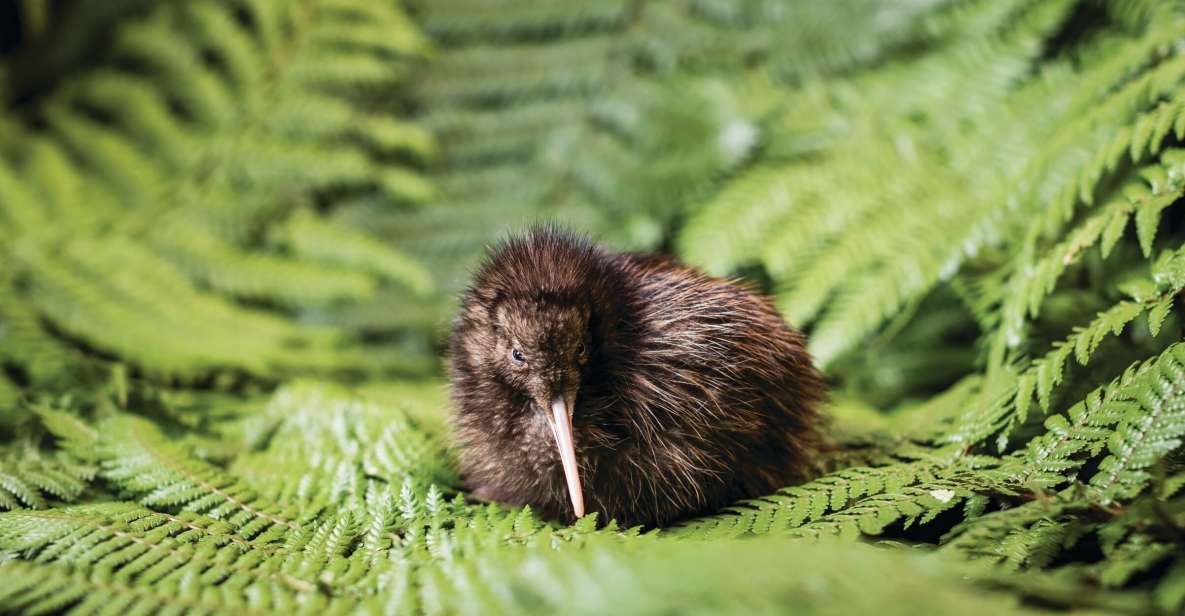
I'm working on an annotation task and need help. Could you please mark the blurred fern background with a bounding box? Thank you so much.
[1,0,1185,613]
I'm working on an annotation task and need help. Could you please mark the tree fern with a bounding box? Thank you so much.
[1088,344,1185,502]
[0,443,92,510]
[0,0,440,392]
[99,415,304,541]
[3,0,1185,612]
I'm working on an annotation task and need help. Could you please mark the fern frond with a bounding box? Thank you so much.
[0,0,442,394]
[998,149,1185,346]
[275,210,435,297]
[677,163,819,277]
[0,442,93,511]
[16,237,349,380]
[415,35,618,107]
[670,457,981,539]
[0,276,80,390]
[230,382,457,505]
[941,497,1071,563]
[99,415,302,541]
[397,533,1056,615]
[1088,343,1185,502]
[414,0,631,43]
[1012,341,1185,501]
[151,230,378,308]
[0,560,305,615]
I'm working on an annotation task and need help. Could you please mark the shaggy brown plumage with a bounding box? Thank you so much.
[449,227,825,528]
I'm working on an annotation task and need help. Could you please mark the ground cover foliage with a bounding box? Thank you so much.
[1,0,1185,613]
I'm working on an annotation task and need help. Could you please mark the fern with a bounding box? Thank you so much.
[1088,344,1185,503]
[99,415,304,541]
[673,459,949,538]
[0,0,440,390]
[1005,238,1185,426]
[996,149,1185,358]
[4,0,1185,612]
[0,443,92,510]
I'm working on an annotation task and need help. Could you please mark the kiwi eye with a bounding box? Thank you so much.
[510,348,526,365]
[576,341,587,356]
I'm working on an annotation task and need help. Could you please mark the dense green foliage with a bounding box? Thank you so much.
[2,0,1185,612]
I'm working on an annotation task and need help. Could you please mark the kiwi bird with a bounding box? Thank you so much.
[449,227,825,527]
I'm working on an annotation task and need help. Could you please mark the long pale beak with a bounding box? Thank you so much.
[548,395,585,519]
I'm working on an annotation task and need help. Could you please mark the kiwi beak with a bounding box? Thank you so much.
[547,395,585,519]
